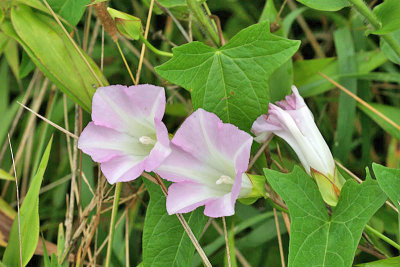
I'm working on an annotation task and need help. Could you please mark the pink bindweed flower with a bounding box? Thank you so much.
[78,84,171,184]
[251,86,345,206]
[155,109,254,218]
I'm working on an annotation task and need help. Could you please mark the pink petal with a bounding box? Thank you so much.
[155,144,220,185]
[91,84,165,135]
[204,194,235,217]
[276,85,306,110]
[143,120,171,171]
[172,109,253,174]
[100,155,145,184]
[166,181,222,215]
[78,122,147,163]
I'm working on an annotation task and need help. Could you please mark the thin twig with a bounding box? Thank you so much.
[222,217,231,267]
[116,41,136,84]
[320,72,400,131]
[64,105,80,255]
[17,102,78,139]
[273,0,288,25]
[8,134,23,267]
[209,15,225,45]
[146,173,212,267]
[248,136,273,171]
[273,208,286,267]
[135,0,155,84]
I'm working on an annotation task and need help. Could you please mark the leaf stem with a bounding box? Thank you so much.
[349,0,400,58]
[186,0,221,46]
[105,182,122,267]
[365,224,400,250]
[139,33,173,57]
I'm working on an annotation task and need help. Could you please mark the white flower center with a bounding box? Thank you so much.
[215,175,234,185]
[139,136,156,145]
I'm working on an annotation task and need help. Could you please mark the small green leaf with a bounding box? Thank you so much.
[156,21,300,131]
[358,102,400,141]
[264,166,387,266]
[3,138,53,267]
[371,0,400,35]
[296,0,350,11]
[142,178,208,267]
[0,169,14,181]
[107,7,142,40]
[373,163,400,209]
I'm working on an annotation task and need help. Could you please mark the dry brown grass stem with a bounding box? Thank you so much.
[248,135,273,171]
[320,72,400,131]
[135,0,156,85]
[141,173,212,267]
[17,102,78,140]
[64,105,80,255]
[222,217,231,267]
[273,208,286,267]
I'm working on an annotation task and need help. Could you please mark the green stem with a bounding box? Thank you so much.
[139,33,173,57]
[186,0,220,46]
[349,0,400,58]
[105,182,122,267]
[365,224,400,250]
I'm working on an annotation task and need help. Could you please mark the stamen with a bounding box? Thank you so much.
[139,136,156,145]
[216,175,234,185]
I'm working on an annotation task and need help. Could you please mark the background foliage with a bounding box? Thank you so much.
[0,0,399,266]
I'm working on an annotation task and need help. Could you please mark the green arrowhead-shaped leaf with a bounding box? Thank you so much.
[264,166,387,267]
[142,178,208,267]
[155,21,300,131]
[3,138,53,267]
[373,163,400,209]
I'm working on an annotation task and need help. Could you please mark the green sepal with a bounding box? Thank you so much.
[107,7,142,40]
[238,174,267,205]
